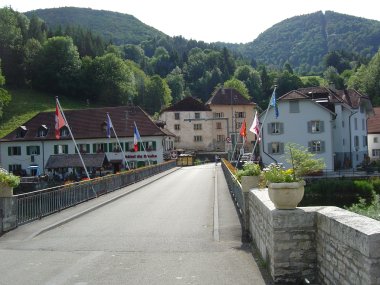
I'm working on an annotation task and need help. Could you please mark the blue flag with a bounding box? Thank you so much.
[270,89,279,119]
[106,113,113,138]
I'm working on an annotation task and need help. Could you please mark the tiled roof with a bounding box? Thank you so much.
[206,88,255,106]
[280,87,371,109]
[161,97,211,112]
[1,105,167,142]
[368,107,380,134]
[45,153,108,168]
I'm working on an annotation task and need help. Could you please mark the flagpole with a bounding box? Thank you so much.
[107,113,131,171]
[55,97,92,182]
[251,86,277,159]
[134,121,151,166]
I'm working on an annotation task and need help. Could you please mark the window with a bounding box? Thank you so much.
[374,137,378,143]
[236,121,242,130]
[235,112,246,118]
[308,120,324,133]
[289,101,299,113]
[195,112,200,119]
[8,146,21,156]
[194,124,202,130]
[26,145,40,155]
[194,135,202,142]
[174,124,180,130]
[60,126,69,137]
[363,136,367,147]
[217,135,225,142]
[54,144,68,154]
[354,136,359,149]
[37,125,48,137]
[269,122,283,134]
[16,126,27,138]
[93,143,107,153]
[76,144,90,153]
[213,112,224,118]
[309,140,325,153]
[268,142,284,154]
[354,118,358,130]
[174,113,180,120]
[372,149,380,157]
[143,141,157,151]
[175,136,180,142]
[9,164,22,174]
[216,122,222,129]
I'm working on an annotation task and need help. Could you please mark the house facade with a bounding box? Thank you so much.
[259,87,373,171]
[159,88,257,159]
[0,105,174,177]
[368,107,380,161]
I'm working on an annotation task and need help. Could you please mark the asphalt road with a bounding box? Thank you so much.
[0,164,270,285]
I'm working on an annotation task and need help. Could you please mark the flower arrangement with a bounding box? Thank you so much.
[0,168,21,188]
[260,143,325,187]
[236,162,261,182]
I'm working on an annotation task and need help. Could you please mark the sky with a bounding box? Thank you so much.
[2,0,380,44]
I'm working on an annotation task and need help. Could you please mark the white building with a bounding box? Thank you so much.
[368,107,380,161]
[0,105,174,177]
[259,87,373,170]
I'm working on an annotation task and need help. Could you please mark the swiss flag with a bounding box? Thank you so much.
[55,103,65,139]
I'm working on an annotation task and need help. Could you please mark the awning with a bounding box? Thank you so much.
[45,153,108,169]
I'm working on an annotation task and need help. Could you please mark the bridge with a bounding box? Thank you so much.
[0,161,379,284]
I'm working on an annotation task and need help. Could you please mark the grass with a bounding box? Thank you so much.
[0,88,92,138]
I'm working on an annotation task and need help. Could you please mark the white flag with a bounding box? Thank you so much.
[249,111,261,141]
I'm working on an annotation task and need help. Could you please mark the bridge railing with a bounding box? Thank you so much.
[15,160,177,226]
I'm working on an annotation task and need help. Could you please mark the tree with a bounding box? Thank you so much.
[165,66,185,103]
[323,66,344,89]
[144,75,172,114]
[276,70,304,96]
[234,65,262,104]
[31,36,81,96]
[0,62,11,119]
[224,78,250,100]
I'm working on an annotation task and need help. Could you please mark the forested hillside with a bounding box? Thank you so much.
[25,7,166,45]
[234,11,380,74]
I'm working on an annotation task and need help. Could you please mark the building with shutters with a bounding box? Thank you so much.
[0,105,174,177]
[259,87,373,171]
[367,107,380,162]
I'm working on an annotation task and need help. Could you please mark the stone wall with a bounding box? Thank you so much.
[249,189,380,285]
[0,197,18,235]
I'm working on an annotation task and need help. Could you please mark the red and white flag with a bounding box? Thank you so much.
[55,103,65,139]
[249,111,261,142]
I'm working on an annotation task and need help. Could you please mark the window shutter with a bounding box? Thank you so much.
[37,146,40,155]
[152,141,157,150]
[320,141,325,153]
[93,144,96,153]
[64,145,68,153]
[279,143,284,154]
[307,121,312,133]
[268,143,272,154]
[86,144,90,153]
[54,145,58,154]
[279,123,284,134]
[27,146,30,155]
[320,121,324,132]
[125,142,129,151]
[103,143,108,152]
[8,147,11,156]
[109,143,113,152]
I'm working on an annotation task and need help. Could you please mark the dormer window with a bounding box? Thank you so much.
[60,126,69,137]
[16,126,27,138]
[37,125,48,137]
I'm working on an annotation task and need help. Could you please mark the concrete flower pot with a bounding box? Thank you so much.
[241,175,260,192]
[268,181,305,209]
[0,183,13,197]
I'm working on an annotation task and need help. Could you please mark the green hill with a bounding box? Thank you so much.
[25,7,166,45]
[0,89,91,138]
[233,11,380,74]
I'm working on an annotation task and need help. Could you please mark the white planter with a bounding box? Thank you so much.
[268,181,305,209]
[241,175,260,192]
[0,183,13,197]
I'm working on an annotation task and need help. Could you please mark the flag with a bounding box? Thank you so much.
[106,113,113,138]
[270,89,279,119]
[55,103,65,139]
[239,119,247,138]
[134,123,141,152]
[249,111,261,142]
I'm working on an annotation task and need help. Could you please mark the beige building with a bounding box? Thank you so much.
[159,88,257,159]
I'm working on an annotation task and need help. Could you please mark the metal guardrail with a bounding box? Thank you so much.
[15,160,177,225]
[221,159,245,216]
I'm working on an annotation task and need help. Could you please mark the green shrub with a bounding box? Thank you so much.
[236,163,261,182]
[346,193,380,221]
